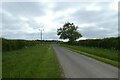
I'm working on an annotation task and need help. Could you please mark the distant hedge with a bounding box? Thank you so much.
[65,37,119,50]
[2,38,40,52]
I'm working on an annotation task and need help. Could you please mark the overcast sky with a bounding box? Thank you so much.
[1,0,119,40]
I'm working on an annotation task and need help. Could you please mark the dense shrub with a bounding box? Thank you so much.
[64,37,119,50]
[2,38,40,52]
[78,37,119,50]
[79,37,120,50]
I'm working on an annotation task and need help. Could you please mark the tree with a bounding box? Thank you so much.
[57,22,82,42]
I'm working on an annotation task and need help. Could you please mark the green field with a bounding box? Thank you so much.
[3,44,64,78]
[62,45,119,67]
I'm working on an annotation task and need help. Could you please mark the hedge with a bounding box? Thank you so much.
[64,37,119,51]
[2,38,40,52]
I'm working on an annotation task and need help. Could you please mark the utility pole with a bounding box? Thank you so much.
[39,29,44,41]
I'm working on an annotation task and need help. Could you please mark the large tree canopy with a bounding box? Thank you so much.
[57,22,82,41]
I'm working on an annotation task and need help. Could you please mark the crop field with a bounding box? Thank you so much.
[3,44,63,78]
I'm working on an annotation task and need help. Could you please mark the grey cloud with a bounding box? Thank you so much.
[72,10,116,24]
[43,31,58,40]
[2,29,59,40]
[1,2,118,40]
[53,2,116,23]
[52,2,118,39]
[52,2,81,11]
[79,26,113,38]
[78,16,118,38]
[52,2,110,12]
[2,32,39,40]
[2,2,46,17]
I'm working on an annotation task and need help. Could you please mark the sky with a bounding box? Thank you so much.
[0,0,119,40]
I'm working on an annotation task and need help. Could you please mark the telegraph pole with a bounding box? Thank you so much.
[39,29,44,41]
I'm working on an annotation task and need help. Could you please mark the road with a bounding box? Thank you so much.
[53,45,118,78]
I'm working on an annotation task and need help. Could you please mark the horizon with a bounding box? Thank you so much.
[1,36,119,42]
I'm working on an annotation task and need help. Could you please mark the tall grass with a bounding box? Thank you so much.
[62,45,119,67]
[3,45,63,78]
[67,45,119,62]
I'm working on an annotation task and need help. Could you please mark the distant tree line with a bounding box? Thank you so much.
[36,40,61,42]
[65,37,119,51]
[2,38,40,52]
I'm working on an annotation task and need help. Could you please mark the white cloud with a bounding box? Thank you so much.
[1,9,12,17]
[109,2,118,11]
[1,2,118,40]
[78,23,97,28]
[1,0,119,2]
[19,16,29,21]
[34,10,54,32]
[86,3,102,11]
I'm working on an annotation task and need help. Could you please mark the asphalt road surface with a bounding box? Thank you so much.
[53,45,118,78]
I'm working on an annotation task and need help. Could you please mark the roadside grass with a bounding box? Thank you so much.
[61,44,119,68]
[3,44,64,78]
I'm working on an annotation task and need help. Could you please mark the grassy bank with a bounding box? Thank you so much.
[3,44,64,78]
[62,45,119,67]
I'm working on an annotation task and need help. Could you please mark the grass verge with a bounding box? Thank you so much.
[61,44,119,68]
[3,44,64,78]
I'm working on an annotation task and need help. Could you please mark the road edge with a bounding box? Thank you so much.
[61,45,119,68]
[52,45,65,78]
